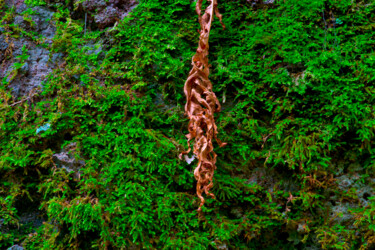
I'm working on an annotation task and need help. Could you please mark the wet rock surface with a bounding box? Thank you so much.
[329,201,356,225]
[0,2,62,98]
[4,0,27,13]
[77,0,138,28]
[247,167,299,192]
[0,210,44,242]
[53,142,85,179]
[30,6,55,39]
[0,35,9,62]
[7,245,24,250]
[1,0,137,98]
[247,0,275,6]
[1,41,60,98]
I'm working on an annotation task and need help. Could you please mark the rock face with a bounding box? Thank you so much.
[4,0,27,13]
[7,245,24,250]
[0,35,9,62]
[1,0,138,98]
[246,0,275,6]
[53,142,85,180]
[0,3,61,98]
[78,0,138,28]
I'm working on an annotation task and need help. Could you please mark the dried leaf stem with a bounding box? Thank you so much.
[180,0,226,211]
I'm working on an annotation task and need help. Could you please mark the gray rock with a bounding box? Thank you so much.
[78,0,138,29]
[336,173,374,206]
[8,44,55,97]
[12,39,27,57]
[216,243,228,250]
[246,167,299,192]
[80,0,107,12]
[53,143,85,179]
[230,207,243,219]
[95,6,119,29]
[28,47,47,61]
[30,7,56,38]
[72,74,80,80]
[4,0,24,12]
[336,175,353,190]
[1,3,58,99]
[19,62,29,75]
[120,1,138,19]
[41,26,55,40]
[297,223,307,234]
[50,53,64,64]
[14,15,28,29]
[32,16,47,32]
[38,54,49,64]
[7,245,24,250]
[354,183,374,206]
[153,92,177,112]
[330,202,355,225]
[87,44,102,56]
[19,211,44,231]
[32,6,54,20]
[10,84,21,97]
[4,0,28,14]
[0,36,8,62]
[0,36,8,51]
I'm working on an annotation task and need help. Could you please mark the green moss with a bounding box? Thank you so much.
[1,0,375,249]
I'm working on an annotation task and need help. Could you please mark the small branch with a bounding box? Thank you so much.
[0,91,39,110]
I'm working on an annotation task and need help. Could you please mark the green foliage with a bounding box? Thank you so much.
[24,0,46,6]
[1,0,375,249]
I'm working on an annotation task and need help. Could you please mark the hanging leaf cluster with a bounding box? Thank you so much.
[179,0,226,211]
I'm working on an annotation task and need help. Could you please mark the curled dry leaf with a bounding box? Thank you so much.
[179,0,226,212]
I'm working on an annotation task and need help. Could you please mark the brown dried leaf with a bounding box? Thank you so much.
[180,0,226,212]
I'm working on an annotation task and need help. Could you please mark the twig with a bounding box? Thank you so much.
[84,12,87,35]
[0,91,39,110]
